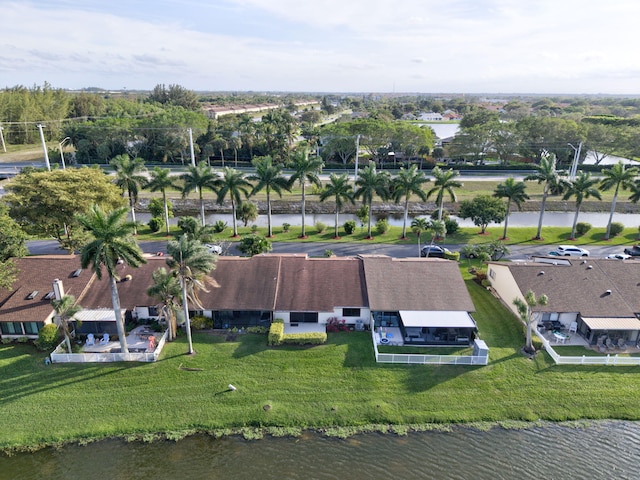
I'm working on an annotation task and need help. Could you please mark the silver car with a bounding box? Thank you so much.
[550,245,589,257]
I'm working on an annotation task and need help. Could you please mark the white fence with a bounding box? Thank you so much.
[537,329,640,366]
[371,331,489,366]
[50,330,168,364]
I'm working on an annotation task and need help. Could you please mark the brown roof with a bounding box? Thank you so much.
[497,259,640,317]
[0,256,93,323]
[360,256,475,312]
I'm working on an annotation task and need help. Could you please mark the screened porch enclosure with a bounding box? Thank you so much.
[373,310,477,346]
[212,310,272,329]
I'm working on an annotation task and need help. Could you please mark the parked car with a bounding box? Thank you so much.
[623,245,640,257]
[607,253,632,260]
[420,245,451,258]
[549,245,589,257]
[204,243,222,255]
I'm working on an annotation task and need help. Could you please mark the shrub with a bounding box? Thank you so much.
[269,319,285,346]
[35,323,59,351]
[148,217,164,233]
[324,249,335,257]
[326,317,349,332]
[1,338,12,344]
[282,332,327,345]
[444,251,460,262]
[212,220,227,233]
[315,221,327,234]
[246,326,268,334]
[609,222,625,237]
[149,198,173,218]
[282,223,291,233]
[343,220,356,235]
[250,225,259,234]
[189,315,210,330]
[575,222,592,236]
[375,218,390,235]
[445,218,459,235]
[238,234,272,256]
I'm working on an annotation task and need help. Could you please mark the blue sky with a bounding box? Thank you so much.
[1,0,639,94]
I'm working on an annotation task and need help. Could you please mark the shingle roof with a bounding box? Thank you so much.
[496,259,640,317]
[360,256,475,312]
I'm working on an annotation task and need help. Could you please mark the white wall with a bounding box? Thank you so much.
[488,264,524,316]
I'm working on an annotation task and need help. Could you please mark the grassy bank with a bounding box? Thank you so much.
[2,282,640,452]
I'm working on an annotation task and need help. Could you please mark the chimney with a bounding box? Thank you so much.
[52,278,65,301]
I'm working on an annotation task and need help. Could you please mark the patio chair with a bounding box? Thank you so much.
[568,322,578,333]
[99,333,110,345]
[85,333,95,346]
[617,338,626,349]
[606,338,615,350]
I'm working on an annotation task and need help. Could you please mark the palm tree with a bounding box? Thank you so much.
[247,156,290,237]
[426,166,462,221]
[319,173,355,239]
[147,267,181,341]
[288,149,323,238]
[228,136,242,168]
[524,154,570,240]
[146,166,176,236]
[166,235,217,355]
[494,177,529,240]
[77,205,147,354]
[51,294,82,354]
[513,289,548,355]
[110,154,148,235]
[180,162,218,227]
[355,164,390,238]
[215,167,251,237]
[392,165,429,239]
[600,161,639,240]
[563,172,602,240]
[411,217,429,257]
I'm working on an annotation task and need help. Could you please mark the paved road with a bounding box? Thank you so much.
[27,239,631,261]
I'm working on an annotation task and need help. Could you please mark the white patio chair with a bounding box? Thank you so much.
[606,338,615,350]
[568,322,578,333]
[99,333,110,345]
[617,338,626,349]
[85,333,95,346]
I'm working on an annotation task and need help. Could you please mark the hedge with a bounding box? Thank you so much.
[281,332,328,345]
[268,319,285,346]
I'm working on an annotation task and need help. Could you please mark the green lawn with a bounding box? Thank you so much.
[2,281,640,452]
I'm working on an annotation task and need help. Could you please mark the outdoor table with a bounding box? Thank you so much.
[553,331,569,344]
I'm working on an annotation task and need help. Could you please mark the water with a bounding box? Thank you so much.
[2,422,639,479]
[420,123,460,139]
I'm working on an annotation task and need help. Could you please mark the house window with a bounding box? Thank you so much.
[148,306,159,317]
[343,308,361,317]
[23,322,42,335]
[489,268,496,279]
[0,322,22,335]
[290,312,318,323]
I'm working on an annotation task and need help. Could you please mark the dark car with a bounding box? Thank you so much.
[420,245,451,258]
[624,245,640,256]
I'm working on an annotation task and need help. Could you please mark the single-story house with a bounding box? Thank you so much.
[487,258,640,346]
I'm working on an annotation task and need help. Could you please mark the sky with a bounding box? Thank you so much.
[1,0,639,94]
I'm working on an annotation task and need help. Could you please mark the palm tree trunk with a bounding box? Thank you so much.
[438,198,444,221]
[402,197,409,239]
[367,201,373,238]
[231,198,238,237]
[417,233,421,258]
[109,276,129,354]
[571,202,582,240]
[63,328,73,354]
[334,208,339,238]
[535,187,549,240]
[266,191,273,237]
[220,149,225,168]
[199,191,206,227]
[502,200,511,240]
[180,278,194,354]
[300,184,307,238]
[163,191,170,236]
[605,188,619,240]
[129,196,137,235]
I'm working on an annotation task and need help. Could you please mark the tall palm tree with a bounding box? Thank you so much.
[166,235,217,355]
[228,136,242,168]
[110,154,148,234]
[355,164,390,238]
[51,294,82,354]
[77,205,147,354]
[180,162,218,227]
[147,267,181,342]
[288,149,323,238]
[411,217,429,257]
[319,173,354,239]
[600,161,639,240]
[146,166,176,236]
[215,167,251,237]
[494,177,529,240]
[247,156,290,237]
[563,172,602,240]
[524,154,570,240]
[392,165,429,239]
[426,166,462,221]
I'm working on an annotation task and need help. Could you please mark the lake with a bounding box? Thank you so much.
[1,422,639,479]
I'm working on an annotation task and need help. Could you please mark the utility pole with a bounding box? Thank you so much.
[353,134,360,191]
[37,124,51,171]
[0,124,6,153]
[568,142,582,180]
[188,128,196,167]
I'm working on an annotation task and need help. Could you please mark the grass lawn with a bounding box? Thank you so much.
[2,281,640,452]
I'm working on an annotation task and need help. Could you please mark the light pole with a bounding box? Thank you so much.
[37,124,51,171]
[58,137,71,169]
[568,142,582,180]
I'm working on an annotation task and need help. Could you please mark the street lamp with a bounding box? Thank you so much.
[567,142,582,180]
[58,137,71,169]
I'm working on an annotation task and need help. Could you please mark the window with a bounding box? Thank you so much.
[343,308,361,317]
[0,322,22,335]
[148,306,159,317]
[489,268,496,279]
[290,312,318,323]
[23,322,42,335]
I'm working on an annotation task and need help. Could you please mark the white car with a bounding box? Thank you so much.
[204,243,222,255]
[607,253,632,260]
[550,245,590,257]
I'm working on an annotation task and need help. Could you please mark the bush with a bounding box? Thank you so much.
[343,220,356,235]
[445,218,459,235]
[326,317,349,332]
[268,319,285,346]
[375,218,390,235]
[149,198,173,218]
[148,216,164,233]
[315,221,327,234]
[212,220,227,233]
[282,332,327,345]
[35,323,59,351]
[250,225,259,234]
[189,315,211,330]
[246,326,269,334]
[324,249,335,257]
[444,251,460,262]
[282,223,291,233]
[575,222,592,236]
[609,222,625,237]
